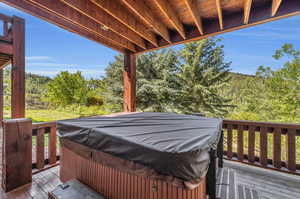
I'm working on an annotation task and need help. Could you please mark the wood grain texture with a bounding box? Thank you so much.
[237,125,244,161]
[216,0,223,30]
[123,52,136,112]
[183,0,204,35]
[244,0,253,24]
[49,126,57,165]
[2,119,32,192]
[226,124,233,159]
[286,129,296,171]
[272,0,282,16]
[153,0,186,39]
[91,0,158,47]
[273,127,281,169]
[36,128,45,169]
[61,0,146,49]
[259,126,268,166]
[11,16,25,119]
[121,0,171,42]
[26,0,136,52]
[248,125,255,163]
[60,146,206,199]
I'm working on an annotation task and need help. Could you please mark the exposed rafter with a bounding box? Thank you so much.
[152,0,186,39]
[244,0,253,24]
[121,0,171,43]
[216,0,223,30]
[183,0,204,35]
[2,0,126,53]
[26,0,136,52]
[61,0,146,49]
[91,0,158,47]
[272,0,283,16]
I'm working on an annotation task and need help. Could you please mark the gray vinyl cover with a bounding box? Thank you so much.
[57,112,222,181]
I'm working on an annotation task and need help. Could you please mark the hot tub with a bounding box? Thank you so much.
[57,112,223,199]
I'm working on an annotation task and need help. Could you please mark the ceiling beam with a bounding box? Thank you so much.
[183,0,204,35]
[121,0,171,43]
[216,0,223,30]
[26,0,136,52]
[272,0,283,16]
[244,0,253,24]
[2,0,126,53]
[152,0,186,39]
[139,0,300,53]
[91,0,158,47]
[61,0,146,49]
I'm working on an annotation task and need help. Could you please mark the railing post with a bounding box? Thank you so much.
[2,118,32,192]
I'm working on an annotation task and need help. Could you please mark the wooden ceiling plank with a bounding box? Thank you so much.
[272,0,283,16]
[153,0,186,39]
[2,0,126,53]
[61,0,146,49]
[26,0,136,52]
[183,0,204,35]
[121,0,171,43]
[244,0,253,24]
[91,0,158,47]
[216,0,223,30]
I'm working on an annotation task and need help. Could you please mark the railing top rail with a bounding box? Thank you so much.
[32,121,56,130]
[223,119,300,129]
[0,13,12,23]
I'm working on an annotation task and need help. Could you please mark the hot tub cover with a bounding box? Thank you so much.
[57,112,222,183]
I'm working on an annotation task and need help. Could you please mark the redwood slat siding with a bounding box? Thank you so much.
[273,127,281,169]
[36,128,45,169]
[248,126,255,163]
[286,129,296,171]
[237,125,244,161]
[259,126,268,166]
[223,120,300,175]
[60,146,206,199]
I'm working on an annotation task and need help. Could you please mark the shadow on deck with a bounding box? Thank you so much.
[1,160,300,199]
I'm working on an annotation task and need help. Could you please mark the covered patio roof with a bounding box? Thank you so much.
[2,0,300,54]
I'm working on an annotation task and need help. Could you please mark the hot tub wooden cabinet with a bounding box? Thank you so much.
[60,146,207,199]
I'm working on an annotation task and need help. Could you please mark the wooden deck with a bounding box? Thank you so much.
[0,161,300,199]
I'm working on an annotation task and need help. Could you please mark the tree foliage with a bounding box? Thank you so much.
[104,38,232,116]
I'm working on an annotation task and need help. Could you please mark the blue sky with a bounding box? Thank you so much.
[0,3,299,78]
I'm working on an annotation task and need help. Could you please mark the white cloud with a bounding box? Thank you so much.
[26,56,54,61]
[27,62,78,67]
[27,68,106,78]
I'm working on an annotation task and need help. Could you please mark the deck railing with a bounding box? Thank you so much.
[29,119,300,175]
[0,13,12,42]
[223,120,300,174]
[32,121,59,173]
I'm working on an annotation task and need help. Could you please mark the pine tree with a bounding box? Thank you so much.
[176,38,232,116]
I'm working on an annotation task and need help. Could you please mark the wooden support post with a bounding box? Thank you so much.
[123,51,136,112]
[0,69,3,124]
[2,118,32,192]
[11,16,25,118]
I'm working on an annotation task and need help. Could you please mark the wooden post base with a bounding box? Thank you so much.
[2,118,32,192]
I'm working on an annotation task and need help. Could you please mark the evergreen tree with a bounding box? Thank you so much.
[176,38,232,116]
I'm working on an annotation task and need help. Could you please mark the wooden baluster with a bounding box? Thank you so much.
[248,125,255,163]
[286,129,296,171]
[36,128,45,169]
[237,125,244,161]
[260,126,268,166]
[273,127,281,169]
[227,124,233,159]
[49,126,57,164]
